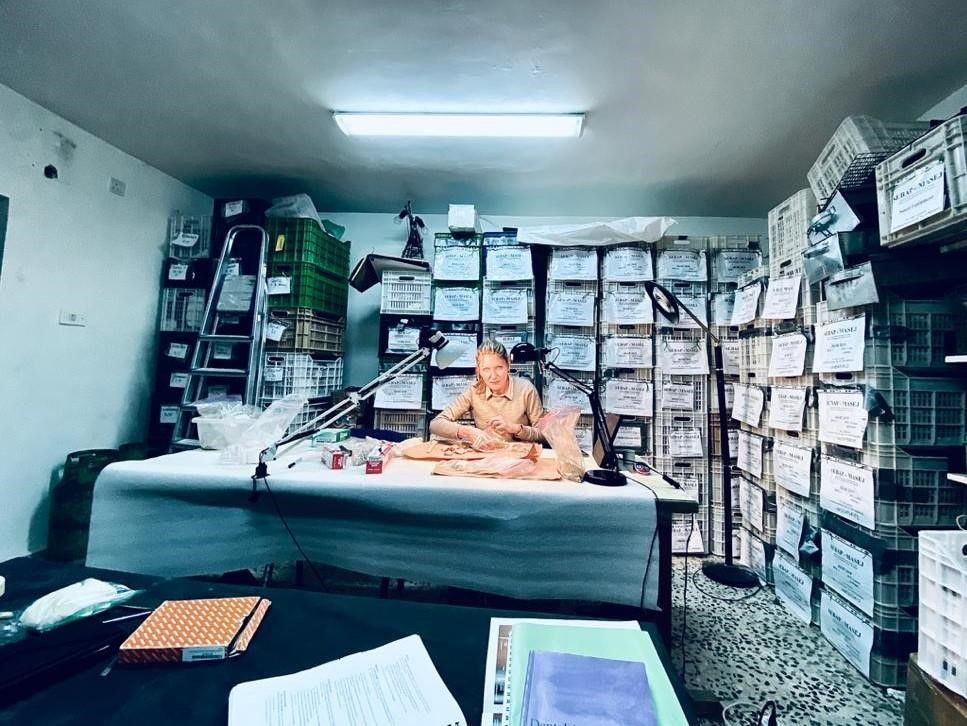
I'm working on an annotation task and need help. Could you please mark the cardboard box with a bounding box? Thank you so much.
[321,446,346,470]
[311,428,350,445]
[447,204,479,234]
[905,654,967,726]
[365,442,394,474]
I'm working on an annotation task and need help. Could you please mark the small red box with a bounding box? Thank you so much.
[321,447,345,470]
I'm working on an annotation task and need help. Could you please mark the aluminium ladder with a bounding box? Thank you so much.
[170,225,270,449]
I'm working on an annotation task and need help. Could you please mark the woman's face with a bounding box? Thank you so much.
[478,353,510,394]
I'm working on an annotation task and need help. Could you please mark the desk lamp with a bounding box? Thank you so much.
[643,281,758,588]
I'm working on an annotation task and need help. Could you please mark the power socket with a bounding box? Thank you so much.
[58,309,87,327]
[109,177,126,197]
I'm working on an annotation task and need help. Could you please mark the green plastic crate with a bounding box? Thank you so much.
[267,261,348,318]
[266,218,351,278]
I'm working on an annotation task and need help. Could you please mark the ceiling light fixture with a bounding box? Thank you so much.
[332,112,585,138]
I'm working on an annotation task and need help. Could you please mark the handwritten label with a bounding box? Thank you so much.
[159,405,180,424]
[761,274,802,320]
[813,315,866,373]
[731,383,764,427]
[818,389,868,449]
[167,342,189,359]
[822,530,875,616]
[889,159,946,233]
[551,336,597,371]
[223,200,245,217]
[433,287,479,321]
[266,276,291,295]
[661,382,695,410]
[821,592,874,678]
[224,260,240,278]
[546,291,596,327]
[374,374,424,410]
[168,263,188,281]
[546,378,592,414]
[431,375,475,410]
[774,554,813,624]
[433,245,480,281]
[486,246,532,281]
[431,333,477,369]
[604,379,654,416]
[722,340,740,375]
[603,337,653,369]
[776,500,806,557]
[769,387,807,431]
[603,247,653,281]
[482,287,529,324]
[768,333,808,378]
[656,250,707,281]
[714,249,761,283]
[265,321,286,342]
[774,441,813,497]
[548,248,598,281]
[604,288,654,324]
[737,431,764,480]
[820,456,875,530]
[731,284,761,326]
[657,337,708,375]
[169,372,189,389]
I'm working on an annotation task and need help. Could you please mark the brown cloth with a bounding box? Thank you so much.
[402,440,539,461]
[432,457,562,480]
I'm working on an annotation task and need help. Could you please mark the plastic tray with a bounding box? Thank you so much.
[374,409,427,439]
[266,217,351,277]
[653,411,708,459]
[380,271,433,315]
[709,503,742,557]
[267,261,348,317]
[738,474,777,542]
[167,213,211,260]
[267,308,344,354]
[159,288,206,332]
[917,529,967,699]
[261,354,343,401]
[768,189,817,278]
[738,328,772,385]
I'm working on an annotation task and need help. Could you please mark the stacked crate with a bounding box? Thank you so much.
[543,246,599,452]
[262,218,350,434]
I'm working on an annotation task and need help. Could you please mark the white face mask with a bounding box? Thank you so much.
[19,578,141,632]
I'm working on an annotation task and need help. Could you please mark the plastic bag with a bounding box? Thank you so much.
[19,579,142,633]
[265,193,322,228]
[435,455,538,478]
[218,395,308,464]
[536,406,586,481]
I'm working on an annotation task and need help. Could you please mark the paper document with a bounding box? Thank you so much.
[228,635,465,726]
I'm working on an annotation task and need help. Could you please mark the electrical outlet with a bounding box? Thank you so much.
[58,309,87,327]
[109,177,126,197]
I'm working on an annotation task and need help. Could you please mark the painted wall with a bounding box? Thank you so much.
[0,83,211,560]
[318,212,767,387]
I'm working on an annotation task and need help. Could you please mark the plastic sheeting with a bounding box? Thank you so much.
[515,216,676,247]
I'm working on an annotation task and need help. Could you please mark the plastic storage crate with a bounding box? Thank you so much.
[261,354,343,401]
[739,329,771,385]
[653,411,707,458]
[739,526,776,584]
[646,457,710,504]
[654,369,709,414]
[167,214,211,260]
[380,271,433,315]
[671,512,708,555]
[266,308,344,354]
[709,414,739,460]
[807,115,929,204]
[876,114,967,248]
[869,371,967,447]
[267,261,348,318]
[374,410,427,440]
[266,218,351,277]
[768,189,816,278]
[917,529,967,699]
[709,503,742,557]
[738,475,777,541]
[160,288,206,332]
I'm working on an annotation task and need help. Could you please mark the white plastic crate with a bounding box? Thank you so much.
[768,189,816,278]
[739,525,775,584]
[738,474,777,542]
[877,113,967,248]
[768,274,821,331]
[918,529,967,699]
[167,213,212,260]
[482,282,535,322]
[807,115,929,204]
[374,409,426,439]
[380,271,433,315]
[261,354,343,401]
[709,503,742,557]
[708,462,741,508]
[160,288,206,332]
[671,512,708,555]
[738,330,772,386]
[709,413,739,460]
[653,411,707,458]
[776,489,821,539]
[647,457,710,504]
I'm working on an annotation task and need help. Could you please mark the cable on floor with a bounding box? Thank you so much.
[690,565,764,603]
[255,474,328,589]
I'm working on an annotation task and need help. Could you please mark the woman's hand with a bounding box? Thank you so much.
[487,416,523,437]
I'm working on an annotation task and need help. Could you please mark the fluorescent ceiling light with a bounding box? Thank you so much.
[332,112,584,138]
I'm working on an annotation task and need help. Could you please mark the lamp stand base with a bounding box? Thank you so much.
[582,469,627,487]
[702,560,760,588]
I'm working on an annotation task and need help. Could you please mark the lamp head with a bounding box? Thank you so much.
[421,327,468,369]
[509,342,550,364]
[644,281,680,323]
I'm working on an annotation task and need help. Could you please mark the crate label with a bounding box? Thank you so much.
[769,386,807,431]
[761,274,801,320]
[739,475,764,531]
[159,405,179,424]
[374,374,424,410]
[603,337,653,369]
[613,426,642,449]
[656,250,707,282]
[818,389,867,449]
[740,528,768,584]
[170,232,199,248]
[212,343,233,360]
[486,246,533,282]
[774,554,813,625]
[727,428,738,453]
[680,474,700,502]
[548,248,598,281]
[820,456,875,530]
[737,430,764,480]
[433,287,479,321]
[768,333,808,378]
[482,287,529,325]
[224,260,240,278]
[548,336,596,371]
[169,372,189,389]
[821,530,875,616]
[604,379,653,417]
[668,427,703,458]
[168,263,189,281]
[604,288,654,324]
[575,425,593,451]
[889,159,946,233]
[546,290,596,327]
[722,339,741,375]
[263,366,284,383]
[386,326,421,353]
[711,292,734,326]
[657,337,709,375]
[807,191,861,245]
[223,200,245,217]
[167,342,189,359]
[813,315,866,373]
[603,247,654,282]
[671,516,705,554]
[430,375,474,411]
[656,293,708,330]
[265,321,287,342]
[820,591,873,678]
[714,249,761,283]
[730,283,761,326]
[266,276,290,296]
[546,378,592,414]
[206,385,228,397]
[776,500,805,557]
[731,383,764,427]
[660,382,695,410]
[431,334,477,369]
[491,330,528,351]
[274,234,285,252]
[433,245,480,281]
[774,441,813,497]
[826,262,879,311]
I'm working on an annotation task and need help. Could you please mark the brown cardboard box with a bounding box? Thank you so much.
[905,654,967,726]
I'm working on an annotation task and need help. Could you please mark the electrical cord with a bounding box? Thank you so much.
[680,512,695,676]
[254,474,328,590]
[690,566,764,603]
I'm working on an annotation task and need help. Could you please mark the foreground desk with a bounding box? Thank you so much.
[87,447,697,640]
[0,557,697,725]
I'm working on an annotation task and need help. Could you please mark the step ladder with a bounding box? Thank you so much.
[171,225,270,449]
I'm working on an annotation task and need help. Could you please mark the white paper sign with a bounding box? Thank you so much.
[776,500,806,557]
[224,260,240,278]
[768,387,807,431]
[731,383,764,427]
[212,343,233,360]
[266,276,291,295]
[714,250,761,283]
[490,329,528,351]
[604,379,654,416]
[169,372,189,389]
[265,321,286,342]
[889,159,946,233]
[374,374,424,410]
[730,284,761,326]
[548,248,598,281]
[482,287,529,324]
[159,405,180,424]
[774,441,813,497]
[223,200,245,217]
[431,334,477,369]
[768,333,808,378]
[774,554,814,624]
[547,378,592,414]
[818,389,868,449]
[740,528,768,584]
[431,375,474,410]
[207,385,228,397]
[672,517,705,554]
[575,425,593,451]
[656,250,707,281]
[722,339,740,375]
[661,382,695,410]
[613,427,643,448]
[822,530,875,616]
[167,342,189,359]
[168,263,188,281]
[603,247,653,281]
[821,592,874,678]
[820,456,875,530]
[669,428,704,458]
[711,293,734,326]
[386,327,421,353]
[550,336,597,371]
[546,291,596,327]
[433,245,480,281]
[657,338,709,375]
[486,246,533,281]
[761,274,802,320]
[737,431,764,480]
[603,337,653,369]
[656,294,707,330]
[263,366,284,382]
[604,288,654,324]
[433,287,479,321]
[813,316,866,373]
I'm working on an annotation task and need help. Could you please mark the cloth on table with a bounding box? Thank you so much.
[401,440,540,461]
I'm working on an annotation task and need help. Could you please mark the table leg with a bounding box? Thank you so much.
[656,507,673,646]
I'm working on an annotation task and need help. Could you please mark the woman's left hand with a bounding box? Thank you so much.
[487,416,522,437]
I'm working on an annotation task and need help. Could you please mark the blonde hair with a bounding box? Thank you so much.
[473,339,510,393]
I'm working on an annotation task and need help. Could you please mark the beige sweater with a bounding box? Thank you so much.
[429,377,545,443]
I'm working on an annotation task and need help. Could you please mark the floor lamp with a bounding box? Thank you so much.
[643,281,759,588]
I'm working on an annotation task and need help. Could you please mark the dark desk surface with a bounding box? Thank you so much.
[0,557,695,725]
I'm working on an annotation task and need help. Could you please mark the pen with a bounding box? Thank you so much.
[287,457,302,469]
[102,610,152,624]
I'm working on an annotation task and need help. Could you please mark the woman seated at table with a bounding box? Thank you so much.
[429,339,544,446]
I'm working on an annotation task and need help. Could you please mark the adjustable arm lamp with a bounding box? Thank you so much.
[643,281,758,588]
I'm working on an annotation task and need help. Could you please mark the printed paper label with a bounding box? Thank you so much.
[223,260,240,278]
[482,287,529,324]
[822,530,875,616]
[656,250,707,281]
[486,246,533,281]
[613,427,643,448]
[265,321,286,342]
[604,379,654,416]
[672,516,705,554]
[889,159,946,233]
[547,378,592,414]
[550,336,597,371]
[604,288,654,324]
[374,374,424,410]
[722,339,740,375]
[169,372,189,389]
[768,387,807,431]
[159,405,179,424]
[661,382,695,410]
[657,337,709,375]
[669,428,704,458]
[433,287,479,321]
[737,432,764,481]
[714,249,761,283]
[818,389,868,449]
[776,501,806,557]
[603,247,653,281]
[741,528,768,584]
[266,276,290,295]
[711,293,734,326]
[212,343,233,360]
[657,294,707,330]
[774,555,813,624]
[386,327,421,353]
[546,291,596,327]
[813,316,866,373]
[821,592,874,678]
[167,342,189,359]
[223,200,245,217]
[603,337,653,369]
[431,375,474,410]
[774,441,813,497]
[731,383,764,427]
[431,333,477,369]
[263,366,283,382]
[731,284,761,326]
[168,263,189,281]
[548,248,598,281]
[761,274,802,320]
[433,245,480,281]
[768,333,808,378]
[820,455,875,530]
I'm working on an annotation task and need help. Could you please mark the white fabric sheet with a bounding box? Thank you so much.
[86,447,660,609]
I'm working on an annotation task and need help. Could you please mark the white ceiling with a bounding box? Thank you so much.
[1,0,966,217]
